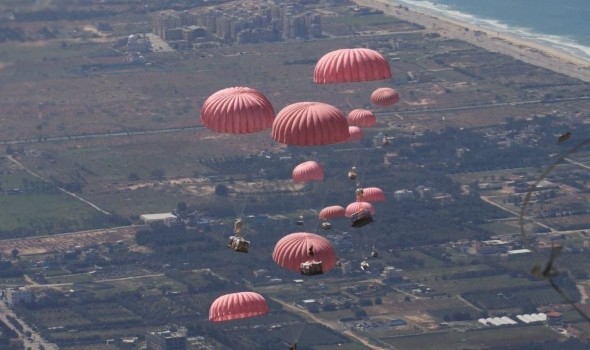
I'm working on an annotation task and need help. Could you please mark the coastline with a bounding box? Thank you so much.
[352,0,590,83]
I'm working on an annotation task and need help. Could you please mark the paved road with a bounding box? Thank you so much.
[271,297,394,350]
[0,301,59,350]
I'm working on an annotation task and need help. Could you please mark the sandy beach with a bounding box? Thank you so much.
[353,0,590,83]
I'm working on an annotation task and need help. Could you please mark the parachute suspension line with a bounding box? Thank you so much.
[518,136,590,325]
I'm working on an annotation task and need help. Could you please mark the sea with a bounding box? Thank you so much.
[392,0,590,62]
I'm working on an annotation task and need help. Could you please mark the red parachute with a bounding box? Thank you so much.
[200,87,275,133]
[292,161,324,183]
[318,205,346,220]
[345,201,376,217]
[272,102,350,146]
[347,126,363,142]
[356,187,385,202]
[314,48,392,84]
[371,87,400,106]
[273,232,337,273]
[347,109,376,128]
[209,292,269,322]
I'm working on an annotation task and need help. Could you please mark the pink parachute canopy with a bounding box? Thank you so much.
[209,292,269,323]
[272,102,349,146]
[200,86,275,133]
[314,48,392,84]
[371,87,400,106]
[347,109,376,128]
[292,161,324,183]
[318,205,346,220]
[272,232,337,273]
[345,201,376,217]
[357,187,385,202]
[347,126,363,142]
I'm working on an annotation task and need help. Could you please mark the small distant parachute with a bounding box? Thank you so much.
[347,109,376,128]
[371,87,400,106]
[292,161,324,183]
[272,102,349,146]
[345,201,376,217]
[347,126,363,142]
[273,232,337,273]
[200,86,275,134]
[209,292,269,322]
[314,48,392,84]
[356,187,385,202]
[318,205,346,220]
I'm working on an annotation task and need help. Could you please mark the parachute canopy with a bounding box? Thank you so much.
[272,102,349,146]
[347,109,376,128]
[314,48,392,84]
[273,232,337,273]
[292,161,324,183]
[319,205,346,220]
[371,87,400,106]
[345,201,376,217]
[357,187,385,202]
[347,126,363,142]
[200,86,275,134]
[209,292,269,323]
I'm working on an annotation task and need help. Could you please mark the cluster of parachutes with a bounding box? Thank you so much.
[203,47,398,325]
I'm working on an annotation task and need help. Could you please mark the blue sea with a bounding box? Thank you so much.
[393,0,590,62]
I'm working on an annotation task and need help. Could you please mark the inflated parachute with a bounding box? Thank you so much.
[318,205,346,220]
[209,292,269,322]
[200,87,275,133]
[347,126,363,142]
[345,201,376,217]
[272,102,349,146]
[371,87,400,106]
[292,161,324,183]
[347,109,376,128]
[273,232,337,273]
[356,187,385,202]
[314,48,392,84]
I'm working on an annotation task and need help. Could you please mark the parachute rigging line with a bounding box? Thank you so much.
[519,135,590,324]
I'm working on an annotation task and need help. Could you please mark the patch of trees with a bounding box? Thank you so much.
[135,222,189,246]
[13,9,115,22]
[5,316,23,333]
[0,27,24,42]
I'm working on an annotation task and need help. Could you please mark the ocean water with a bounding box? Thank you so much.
[393,0,590,62]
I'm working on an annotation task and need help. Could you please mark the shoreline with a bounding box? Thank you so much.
[352,0,590,83]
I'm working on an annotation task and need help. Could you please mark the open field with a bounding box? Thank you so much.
[383,325,563,350]
[0,226,136,256]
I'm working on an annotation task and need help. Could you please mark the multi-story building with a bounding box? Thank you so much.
[146,326,187,350]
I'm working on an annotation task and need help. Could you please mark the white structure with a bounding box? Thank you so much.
[140,213,177,226]
[507,248,532,255]
[479,316,517,326]
[516,313,547,324]
[5,287,33,306]
[127,34,151,52]
[382,266,403,280]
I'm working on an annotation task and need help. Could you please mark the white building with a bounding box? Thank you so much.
[140,213,177,226]
[5,287,33,306]
[382,266,403,280]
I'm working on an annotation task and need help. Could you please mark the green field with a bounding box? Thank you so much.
[0,193,104,233]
